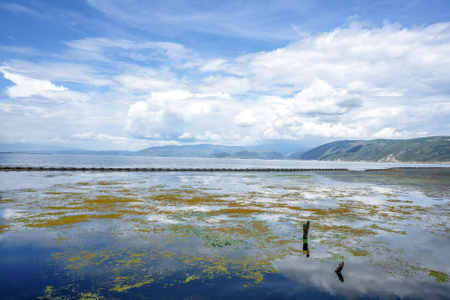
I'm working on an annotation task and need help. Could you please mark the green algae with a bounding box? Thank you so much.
[0,198,15,203]
[37,286,68,300]
[429,270,449,283]
[79,292,103,300]
[0,224,10,233]
[27,213,122,228]
[110,277,154,292]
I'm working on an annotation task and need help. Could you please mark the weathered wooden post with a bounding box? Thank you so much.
[303,221,310,241]
[303,221,310,257]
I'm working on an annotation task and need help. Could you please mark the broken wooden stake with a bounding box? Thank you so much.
[335,261,344,273]
[302,220,310,241]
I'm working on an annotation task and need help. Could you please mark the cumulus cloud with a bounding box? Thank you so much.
[371,127,407,139]
[233,109,258,127]
[290,79,363,116]
[227,22,450,98]
[125,91,240,142]
[125,84,372,144]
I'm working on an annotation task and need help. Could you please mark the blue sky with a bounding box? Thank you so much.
[1,0,450,150]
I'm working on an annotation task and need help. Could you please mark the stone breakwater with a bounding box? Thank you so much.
[0,166,349,172]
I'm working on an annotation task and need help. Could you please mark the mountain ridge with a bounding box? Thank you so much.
[293,136,450,162]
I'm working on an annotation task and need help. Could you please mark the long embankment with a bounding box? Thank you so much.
[0,166,349,172]
[1,166,447,172]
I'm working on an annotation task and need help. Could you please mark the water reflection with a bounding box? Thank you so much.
[273,255,449,299]
[303,241,310,257]
[0,166,449,299]
[335,269,344,283]
[335,261,344,283]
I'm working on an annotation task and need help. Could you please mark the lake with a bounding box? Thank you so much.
[0,154,449,299]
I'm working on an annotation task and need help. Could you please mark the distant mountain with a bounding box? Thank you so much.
[136,144,286,159]
[0,142,299,159]
[217,150,285,160]
[293,136,450,162]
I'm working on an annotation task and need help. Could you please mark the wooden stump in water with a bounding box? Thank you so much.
[303,221,310,241]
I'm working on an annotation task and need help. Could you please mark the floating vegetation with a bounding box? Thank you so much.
[429,270,449,283]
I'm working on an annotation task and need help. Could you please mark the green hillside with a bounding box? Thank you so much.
[295,136,450,162]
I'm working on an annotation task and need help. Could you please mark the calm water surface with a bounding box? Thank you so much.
[1,152,448,170]
[0,154,449,299]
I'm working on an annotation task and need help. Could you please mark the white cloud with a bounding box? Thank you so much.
[72,132,97,140]
[125,90,239,142]
[85,0,303,42]
[194,131,221,141]
[227,22,450,98]
[178,132,192,139]
[371,127,407,139]
[2,60,113,87]
[298,122,367,139]
[233,109,258,127]
[114,72,180,92]
[2,70,67,98]
[290,79,363,115]
[199,59,229,72]
[64,38,195,65]
[125,85,372,144]
[0,3,40,16]
[200,75,252,94]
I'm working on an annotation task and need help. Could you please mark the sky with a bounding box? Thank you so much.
[1,0,450,151]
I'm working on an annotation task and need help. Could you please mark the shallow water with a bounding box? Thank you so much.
[0,156,449,299]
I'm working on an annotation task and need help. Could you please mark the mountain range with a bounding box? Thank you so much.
[1,136,449,162]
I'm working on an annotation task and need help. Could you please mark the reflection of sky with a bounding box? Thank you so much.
[374,229,450,274]
[273,255,450,299]
[0,230,57,248]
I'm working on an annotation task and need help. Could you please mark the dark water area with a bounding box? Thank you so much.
[0,154,449,299]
